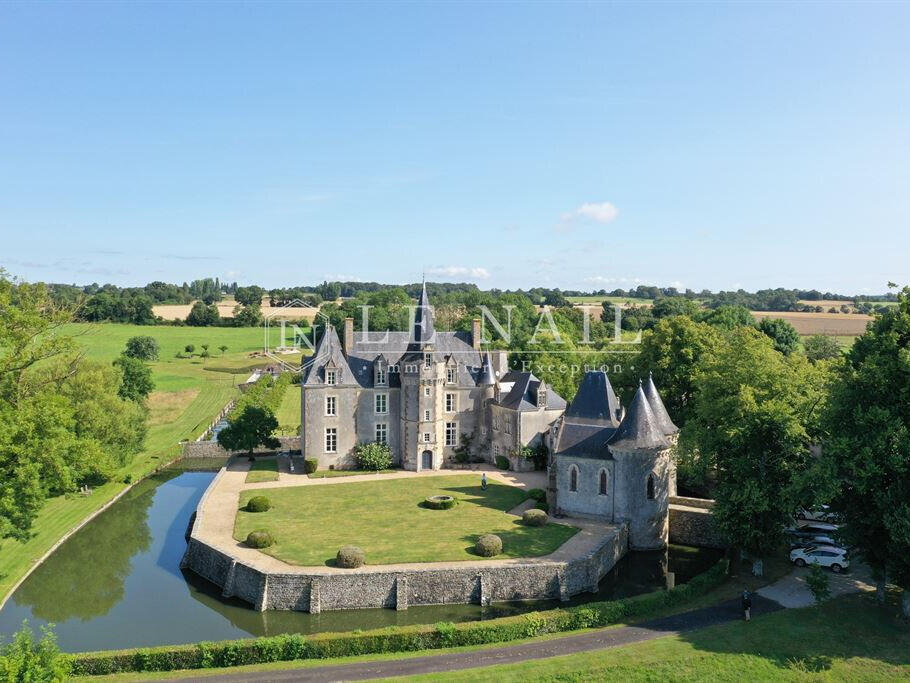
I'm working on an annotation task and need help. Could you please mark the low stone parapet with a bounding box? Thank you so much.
[182,436,301,458]
[669,498,726,549]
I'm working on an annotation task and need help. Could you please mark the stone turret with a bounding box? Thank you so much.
[607,383,672,550]
[643,372,680,496]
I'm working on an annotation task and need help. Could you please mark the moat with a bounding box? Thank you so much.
[0,470,721,653]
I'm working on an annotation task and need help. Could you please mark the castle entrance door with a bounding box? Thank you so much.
[421,450,433,470]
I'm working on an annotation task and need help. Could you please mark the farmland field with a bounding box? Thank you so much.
[567,296,654,307]
[153,297,320,321]
[752,311,873,336]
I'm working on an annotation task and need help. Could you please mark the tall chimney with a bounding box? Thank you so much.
[344,317,354,355]
[472,318,482,350]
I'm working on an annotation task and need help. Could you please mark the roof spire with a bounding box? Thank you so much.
[607,384,669,451]
[413,279,436,346]
[643,373,679,435]
[479,350,496,385]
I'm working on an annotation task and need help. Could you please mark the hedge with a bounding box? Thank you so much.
[522,509,548,527]
[336,546,365,568]
[304,458,318,474]
[494,455,510,470]
[69,559,728,676]
[246,496,270,513]
[424,495,457,510]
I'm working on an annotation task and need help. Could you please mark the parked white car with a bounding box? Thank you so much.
[790,545,849,573]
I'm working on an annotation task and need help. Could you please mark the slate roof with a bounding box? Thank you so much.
[301,325,356,386]
[564,371,622,426]
[643,373,679,435]
[413,281,435,346]
[553,422,617,459]
[607,384,669,451]
[478,351,497,386]
[496,371,567,412]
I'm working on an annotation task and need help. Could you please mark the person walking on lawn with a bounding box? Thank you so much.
[742,590,752,621]
[481,472,487,491]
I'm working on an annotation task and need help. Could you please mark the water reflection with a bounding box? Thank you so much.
[0,471,721,652]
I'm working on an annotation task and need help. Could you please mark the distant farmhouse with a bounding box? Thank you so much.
[301,282,678,548]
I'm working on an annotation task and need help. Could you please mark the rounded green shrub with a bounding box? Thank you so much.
[494,455,510,470]
[336,545,366,568]
[246,530,274,548]
[527,488,546,502]
[535,500,550,513]
[522,509,548,527]
[246,496,271,513]
[424,495,457,510]
[475,534,503,557]
[304,458,318,474]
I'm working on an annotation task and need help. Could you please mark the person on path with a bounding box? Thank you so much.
[742,590,752,621]
[481,472,487,491]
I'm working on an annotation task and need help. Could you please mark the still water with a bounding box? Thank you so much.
[0,471,721,652]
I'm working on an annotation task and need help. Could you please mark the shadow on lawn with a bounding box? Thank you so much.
[677,591,910,674]
[438,484,527,512]
[461,519,573,558]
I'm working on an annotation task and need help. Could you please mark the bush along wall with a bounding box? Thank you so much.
[69,560,728,676]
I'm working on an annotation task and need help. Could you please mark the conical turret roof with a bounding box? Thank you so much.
[565,371,621,426]
[479,350,497,385]
[644,373,679,435]
[607,383,669,451]
[413,280,436,346]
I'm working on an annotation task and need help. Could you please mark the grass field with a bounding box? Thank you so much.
[0,322,305,604]
[245,458,279,483]
[233,475,578,566]
[275,387,302,435]
[567,295,654,307]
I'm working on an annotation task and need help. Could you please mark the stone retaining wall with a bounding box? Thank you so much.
[669,499,726,549]
[183,436,301,458]
[181,509,628,613]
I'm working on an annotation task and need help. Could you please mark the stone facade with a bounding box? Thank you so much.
[552,373,679,551]
[301,284,566,471]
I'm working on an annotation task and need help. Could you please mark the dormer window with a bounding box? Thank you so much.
[376,367,387,385]
[537,385,547,408]
[405,364,417,374]
[326,369,337,385]
[446,367,456,384]
[424,354,432,369]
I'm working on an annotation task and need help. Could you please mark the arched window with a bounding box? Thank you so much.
[599,469,608,496]
[569,465,578,492]
[646,473,656,500]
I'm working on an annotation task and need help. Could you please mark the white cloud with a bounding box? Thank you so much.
[557,201,619,232]
[583,275,648,285]
[426,266,491,280]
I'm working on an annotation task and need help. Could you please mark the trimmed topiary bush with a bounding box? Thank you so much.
[336,545,366,568]
[304,458,318,474]
[354,441,393,471]
[246,530,274,548]
[246,496,271,513]
[474,534,503,557]
[535,500,550,513]
[527,488,546,502]
[424,495,457,510]
[522,509,548,526]
[494,455,510,470]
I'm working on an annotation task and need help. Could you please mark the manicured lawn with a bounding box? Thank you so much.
[233,475,578,565]
[275,386,301,435]
[245,458,279,483]
[398,592,910,682]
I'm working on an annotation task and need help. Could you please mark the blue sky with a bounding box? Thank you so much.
[1,1,908,293]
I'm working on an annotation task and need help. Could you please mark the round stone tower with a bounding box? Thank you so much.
[607,383,673,550]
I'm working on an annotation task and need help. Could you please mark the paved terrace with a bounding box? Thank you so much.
[192,458,620,576]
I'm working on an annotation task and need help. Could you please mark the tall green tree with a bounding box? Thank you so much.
[804,334,842,362]
[756,317,801,355]
[113,355,155,402]
[217,405,280,459]
[123,335,159,361]
[682,327,827,574]
[624,316,722,426]
[823,286,910,615]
